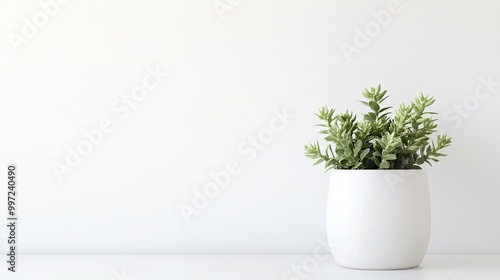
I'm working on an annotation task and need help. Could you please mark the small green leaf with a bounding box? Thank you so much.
[419,145,426,156]
[355,140,362,150]
[416,157,425,164]
[344,149,353,157]
[380,160,390,169]
[364,112,376,122]
[369,101,380,111]
[353,140,362,154]
[412,120,418,130]
[360,148,370,160]
[408,146,419,152]
[385,154,397,161]
[379,106,391,113]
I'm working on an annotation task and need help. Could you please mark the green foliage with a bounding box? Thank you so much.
[304,85,452,170]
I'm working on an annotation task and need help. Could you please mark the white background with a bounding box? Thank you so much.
[0,0,499,254]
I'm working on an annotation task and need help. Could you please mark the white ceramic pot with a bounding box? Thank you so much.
[327,170,431,270]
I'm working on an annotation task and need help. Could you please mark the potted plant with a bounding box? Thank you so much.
[305,85,452,270]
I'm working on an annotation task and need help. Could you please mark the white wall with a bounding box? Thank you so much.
[0,0,499,254]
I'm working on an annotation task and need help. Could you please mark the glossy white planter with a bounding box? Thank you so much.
[327,170,431,270]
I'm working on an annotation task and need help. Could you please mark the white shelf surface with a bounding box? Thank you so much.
[1,255,499,280]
